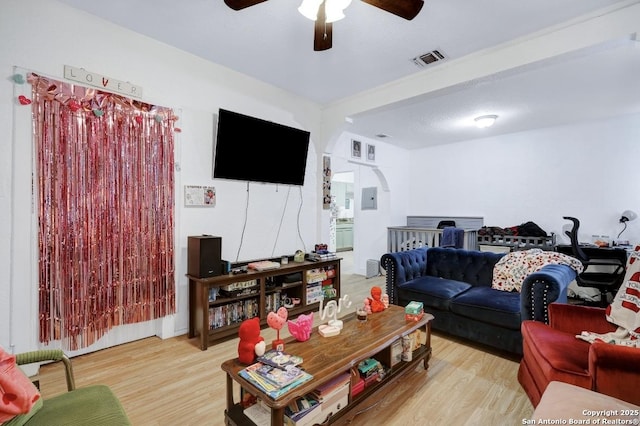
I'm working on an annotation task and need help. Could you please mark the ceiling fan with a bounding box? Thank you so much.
[224,0,424,51]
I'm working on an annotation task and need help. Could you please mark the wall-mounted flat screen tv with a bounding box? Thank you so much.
[213,109,311,186]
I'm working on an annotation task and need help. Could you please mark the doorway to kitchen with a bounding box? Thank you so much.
[331,171,354,273]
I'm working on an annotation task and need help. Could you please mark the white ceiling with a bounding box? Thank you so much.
[55,0,640,149]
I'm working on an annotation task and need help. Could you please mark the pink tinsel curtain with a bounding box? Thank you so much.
[29,73,176,350]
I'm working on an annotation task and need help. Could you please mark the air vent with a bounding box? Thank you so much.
[412,49,446,68]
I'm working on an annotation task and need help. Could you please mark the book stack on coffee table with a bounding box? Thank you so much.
[239,350,313,400]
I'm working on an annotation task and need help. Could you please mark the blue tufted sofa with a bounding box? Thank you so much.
[380,247,577,355]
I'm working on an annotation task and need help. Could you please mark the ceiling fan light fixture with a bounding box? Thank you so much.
[298,0,323,20]
[327,0,352,22]
[325,8,346,23]
[299,0,351,22]
[474,114,498,128]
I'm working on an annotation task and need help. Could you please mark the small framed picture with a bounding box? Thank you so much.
[351,139,362,159]
[185,185,216,207]
[366,143,376,162]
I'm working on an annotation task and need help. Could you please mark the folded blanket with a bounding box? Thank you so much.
[491,248,584,292]
[440,227,464,248]
[577,245,640,346]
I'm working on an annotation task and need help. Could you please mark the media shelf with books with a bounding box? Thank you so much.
[188,257,341,350]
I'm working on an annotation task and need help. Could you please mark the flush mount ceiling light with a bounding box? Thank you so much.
[474,114,498,128]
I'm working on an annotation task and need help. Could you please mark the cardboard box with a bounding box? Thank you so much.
[244,400,271,426]
[390,339,403,366]
[364,372,379,388]
[405,301,424,315]
[405,311,424,322]
[320,382,349,418]
[351,377,365,397]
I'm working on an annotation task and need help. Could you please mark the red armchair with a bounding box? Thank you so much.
[518,302,640,407]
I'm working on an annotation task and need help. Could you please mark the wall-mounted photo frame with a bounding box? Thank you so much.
[366,143,376,162]
[185,185,216,207]
[322,155,332,210]
[351,139,362,159]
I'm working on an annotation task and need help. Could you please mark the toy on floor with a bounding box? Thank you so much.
[237,317,266,365]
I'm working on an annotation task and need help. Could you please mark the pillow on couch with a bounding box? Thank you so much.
[0,347,42,426]
[491,249,583,292]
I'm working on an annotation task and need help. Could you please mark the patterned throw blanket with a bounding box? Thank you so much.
[577,245,640,347]
[491,248,584,292]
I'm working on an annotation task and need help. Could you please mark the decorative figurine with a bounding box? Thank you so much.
[287,312,314,342]
[366,286,387,313]
[363,298,372,315]
[318,294,352,331]
[267,306,288,350]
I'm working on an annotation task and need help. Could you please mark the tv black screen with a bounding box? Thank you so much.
[213,109,311,186]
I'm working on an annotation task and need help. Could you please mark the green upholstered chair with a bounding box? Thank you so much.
[11,349,131,426]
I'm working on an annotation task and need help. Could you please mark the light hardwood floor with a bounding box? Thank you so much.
[36,262,534,425]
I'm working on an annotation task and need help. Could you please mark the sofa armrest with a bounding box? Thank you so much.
[548,303,615,335]
[590,343,640,401]
[520,264,576,323]
[380,247,429,304]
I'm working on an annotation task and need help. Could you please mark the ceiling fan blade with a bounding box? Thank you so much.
[224,0,268,11]
[314,2,332,51]
[360,0,424,20]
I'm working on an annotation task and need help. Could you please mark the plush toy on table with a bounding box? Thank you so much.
[237,317,266,365]
[366,286,387,313]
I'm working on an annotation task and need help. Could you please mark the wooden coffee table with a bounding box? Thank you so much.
[221,305,433,425]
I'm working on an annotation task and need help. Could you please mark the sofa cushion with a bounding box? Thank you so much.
[396,276,471,310]
[532,381,640,422]
[425,248,503,287]
[449,287,522,330]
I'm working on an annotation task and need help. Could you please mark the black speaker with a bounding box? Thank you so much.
[188,235,222,278]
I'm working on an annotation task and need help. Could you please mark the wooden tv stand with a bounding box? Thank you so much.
[188,258,341,350]
[221,305,433,425]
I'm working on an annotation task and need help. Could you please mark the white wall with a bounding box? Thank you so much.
[408,113,640,246]
[0,0,322,355]
[327,132,411,276]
